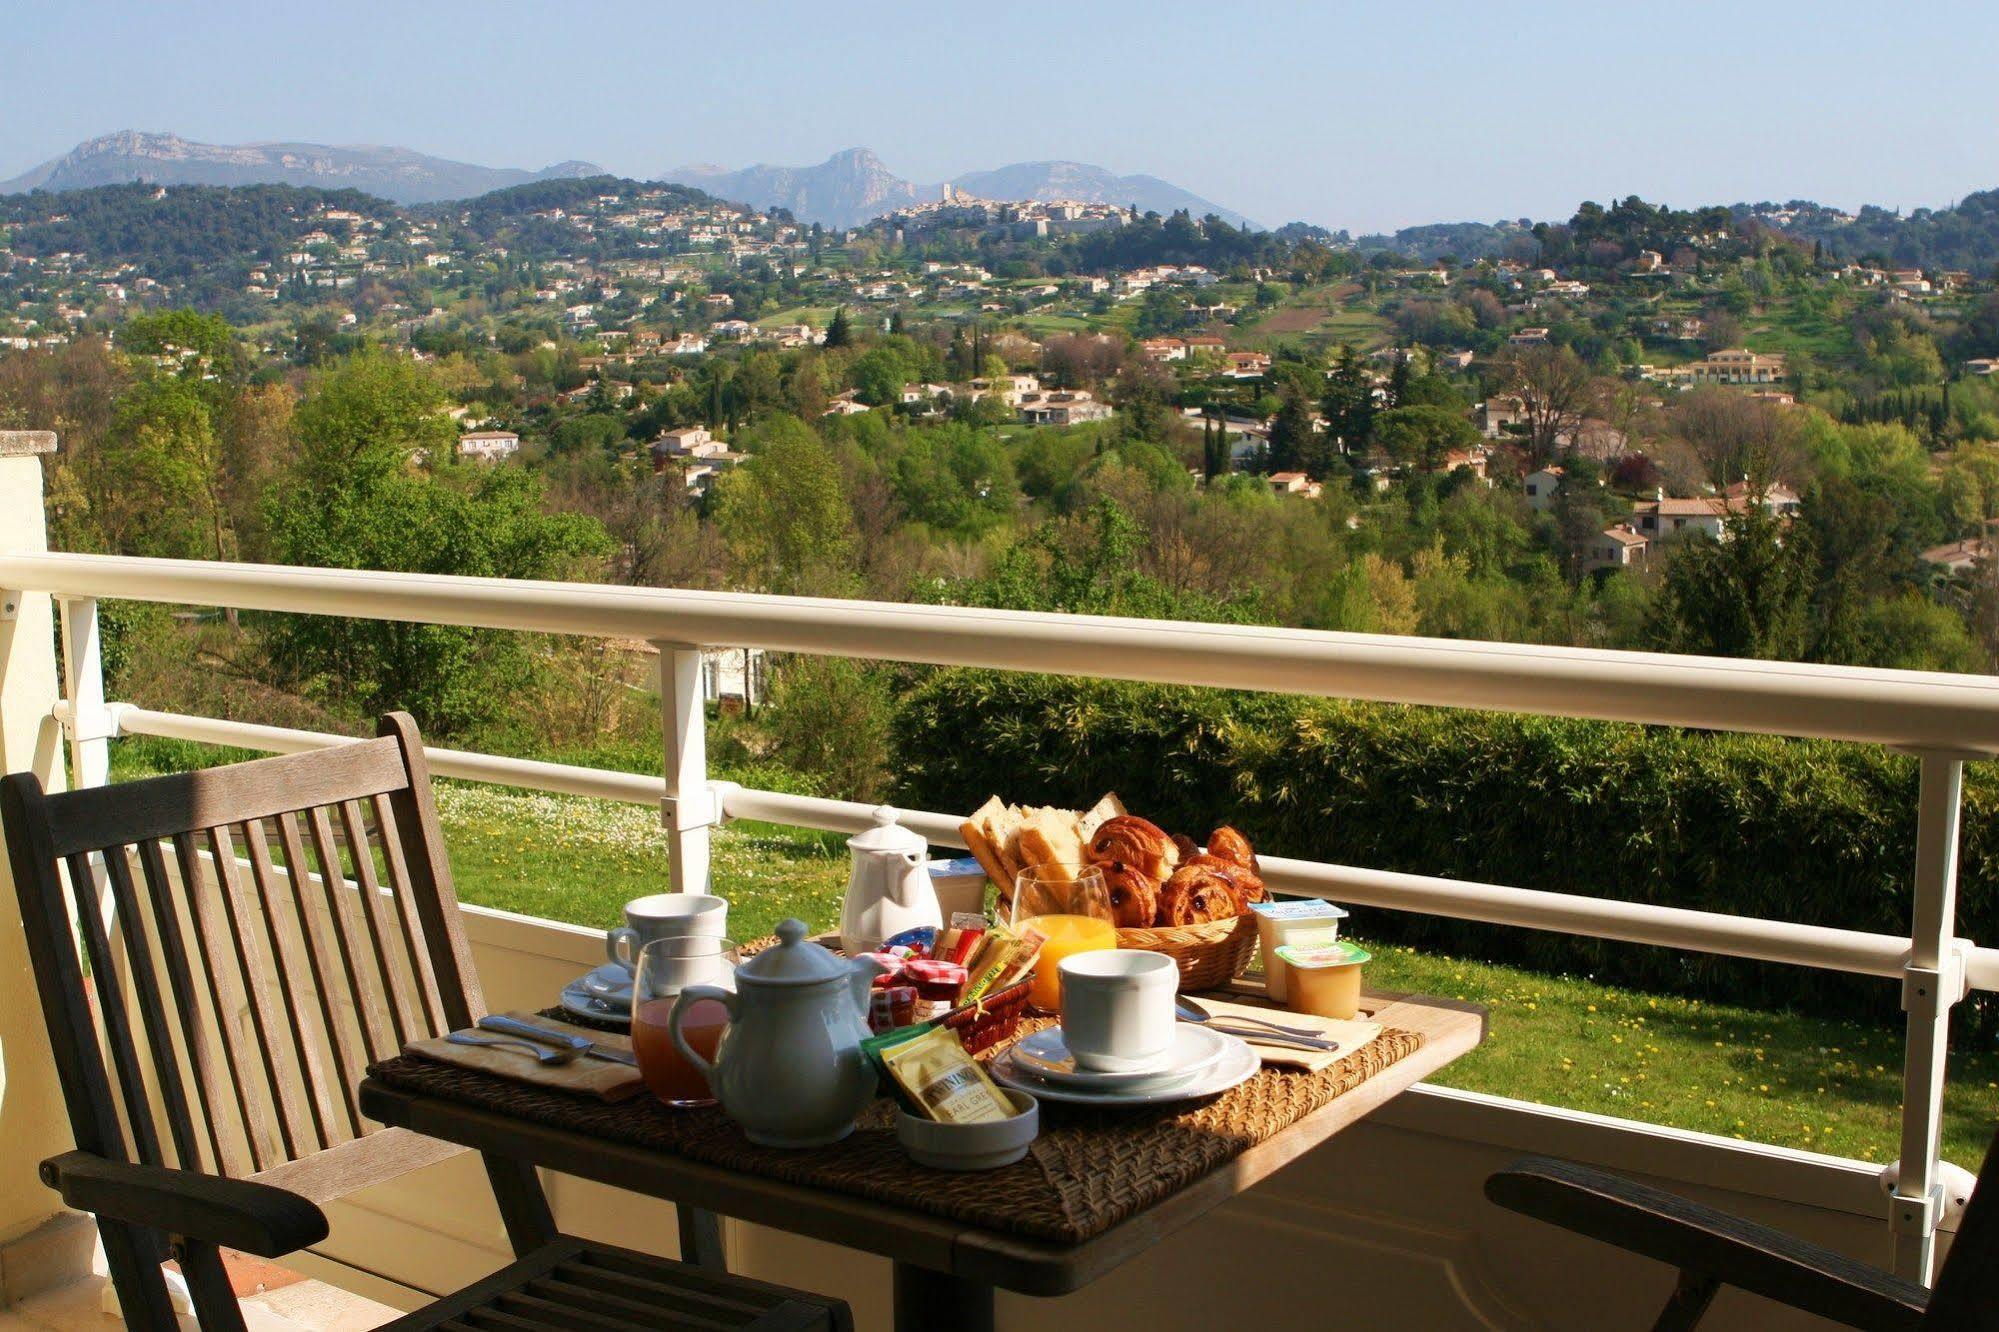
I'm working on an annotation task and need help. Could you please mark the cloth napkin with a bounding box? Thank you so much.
[404,1011,646,1102]
[1195,996,1381,1073]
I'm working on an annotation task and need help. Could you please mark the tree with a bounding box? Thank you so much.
[1266,389,1312,473]
[1201,413,1230,481]
[1320,345,1375,455]
[824,306,854,349]
[711,415,856,595]
[1649,509,1815,660]
[1373,404,1479,475]
[1669,388,1803,490]
[1503,343,1598,466]
[851,345,911,407]
[263,354,610,734]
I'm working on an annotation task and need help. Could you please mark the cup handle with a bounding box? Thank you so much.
[606,925,639,970]
[669,985,738,1084]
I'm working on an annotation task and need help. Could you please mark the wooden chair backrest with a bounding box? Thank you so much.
[2,713,482,1206]
[1924,1123,1999,1323]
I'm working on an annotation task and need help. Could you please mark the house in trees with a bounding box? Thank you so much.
[1587,523,1650,571]
[1222,351,1272,379]
[1266,472,1324,498]
[1480,394,1528,438]
[456,430,520,462]
[1017,390,1111,426]
[1723,479,1802,518]
[1507,328,1550,347]
[1524,465,1564,511]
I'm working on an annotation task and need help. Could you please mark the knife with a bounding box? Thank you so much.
[1203,1023,1342,1053]
[476,1014,640,1067]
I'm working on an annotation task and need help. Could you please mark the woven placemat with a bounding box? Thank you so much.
[369,1015,1423,1245]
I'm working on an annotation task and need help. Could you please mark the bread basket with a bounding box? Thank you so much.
[1114,913,1259,991]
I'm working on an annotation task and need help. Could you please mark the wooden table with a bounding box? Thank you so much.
[359,990,1484,1330]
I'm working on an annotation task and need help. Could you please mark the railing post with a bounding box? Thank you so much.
[55,595,111,790]
[1891,752,1968,1283]
[657,642,717,895]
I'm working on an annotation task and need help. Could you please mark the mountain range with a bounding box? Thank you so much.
[664,148,1258,230]
[0,132,605,205]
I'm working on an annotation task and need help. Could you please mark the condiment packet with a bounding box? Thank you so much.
[878,1026,1016,1123]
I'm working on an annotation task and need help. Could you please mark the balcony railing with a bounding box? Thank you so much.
[0,547,1992,1285]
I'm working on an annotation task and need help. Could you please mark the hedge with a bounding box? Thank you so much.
[891,670,1997,1041]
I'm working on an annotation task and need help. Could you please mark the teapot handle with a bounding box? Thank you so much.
[668,985,738,1083]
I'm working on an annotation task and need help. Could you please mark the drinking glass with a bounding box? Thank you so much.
[631,935,739,1107]
[1010,864,1117,1013]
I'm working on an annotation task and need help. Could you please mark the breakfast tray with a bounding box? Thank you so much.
[367,1015,1424,1245]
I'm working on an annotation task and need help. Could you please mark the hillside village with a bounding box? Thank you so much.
[8,175,1999,669]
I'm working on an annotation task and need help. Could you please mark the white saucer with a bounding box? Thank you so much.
[1010,1024,1229,1092]
[991,1032,1260,1107]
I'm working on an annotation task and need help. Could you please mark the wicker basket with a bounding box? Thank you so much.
[942,975,1033,1055]
[1114,912,1259,991]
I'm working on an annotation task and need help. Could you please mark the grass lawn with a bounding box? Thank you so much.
[110,743,1998,1170]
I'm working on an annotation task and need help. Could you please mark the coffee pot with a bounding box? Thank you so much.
[839,806,940,955]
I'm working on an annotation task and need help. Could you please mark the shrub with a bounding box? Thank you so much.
[893,670,1996,1039]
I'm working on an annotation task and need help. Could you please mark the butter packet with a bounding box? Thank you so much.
[878,1026,1016,1124]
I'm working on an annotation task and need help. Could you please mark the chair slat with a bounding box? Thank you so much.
[235,819,339,1152]
[207,824,312,1161]
[139,838,242,1177]
[99,846,202,1171]
[66,851,163,1168]
[172,830,279,1172]
[274,810,368,1132]
[366,796,449,1035]
[339,799,424,1047]
[380,716,483,1031]
[42,738,410,858]
[492,1292,650,1331]
[305,805,399,1060]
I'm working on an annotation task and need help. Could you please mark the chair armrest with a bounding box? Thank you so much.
[41,1151,329,1258]
[1485,1157,1926,1332]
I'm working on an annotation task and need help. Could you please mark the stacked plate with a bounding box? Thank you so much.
[990,1024,1259,1106]
[559,964,636,1024]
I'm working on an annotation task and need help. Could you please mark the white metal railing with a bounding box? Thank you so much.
[1,549,1992,1283]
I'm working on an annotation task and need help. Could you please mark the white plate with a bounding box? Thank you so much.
[1010,1024,1228,1092]
[991,1032,1260,1107]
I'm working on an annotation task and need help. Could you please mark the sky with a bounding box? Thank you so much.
[4,1,1995,234]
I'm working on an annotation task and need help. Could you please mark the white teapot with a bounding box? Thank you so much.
[839,806,941,955]
[669,919,882,1148]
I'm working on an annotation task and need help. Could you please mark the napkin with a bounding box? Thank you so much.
[404,1012,646,1102]
[1195,997,1381,1073]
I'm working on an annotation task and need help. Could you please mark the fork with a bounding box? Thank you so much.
[447,1031,583,1065]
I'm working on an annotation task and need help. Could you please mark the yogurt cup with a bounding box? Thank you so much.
[1274,939,1370,1020]
[1250,899,1349,1002]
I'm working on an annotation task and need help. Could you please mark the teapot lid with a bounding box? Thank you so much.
[736,919,855,985]
[846,806,926,856]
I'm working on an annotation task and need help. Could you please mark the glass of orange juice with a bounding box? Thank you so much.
[631,935,739,1107]
[1012,864,1117,1013]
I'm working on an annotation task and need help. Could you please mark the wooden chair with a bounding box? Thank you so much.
[5,712,850,1331]
[1484,1127,1999,1330]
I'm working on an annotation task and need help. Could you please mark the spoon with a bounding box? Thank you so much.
[447,1031,583,1065]
[1175,995,1324,1039]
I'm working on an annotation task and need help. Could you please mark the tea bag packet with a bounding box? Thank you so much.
[878,1026,1017,1124]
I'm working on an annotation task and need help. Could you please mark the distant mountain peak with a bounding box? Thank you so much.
[0,131,608,204]
[663,146,1256,231]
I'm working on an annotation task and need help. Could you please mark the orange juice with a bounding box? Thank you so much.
[1021,913,1117,1012]
[631,996,728,1107]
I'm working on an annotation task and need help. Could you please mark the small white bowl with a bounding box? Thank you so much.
[895,1090,1039,1171]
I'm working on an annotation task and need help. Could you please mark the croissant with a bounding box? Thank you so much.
[1179,853,1265,911]
[1087,816,1178,883]
[1206,826,1258,874]
[1101,863,1161,928]
[1156,860,1242,926]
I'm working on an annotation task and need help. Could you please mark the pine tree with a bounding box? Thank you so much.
[825,306,853,348]
[1321,345,1376,455]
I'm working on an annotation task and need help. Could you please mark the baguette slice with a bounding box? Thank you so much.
[959,795,1011,890]
[1078,791,1127,842]
[1016,809,1087,884]
[990,803,1029,885]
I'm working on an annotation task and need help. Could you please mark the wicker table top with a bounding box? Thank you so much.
[360,987,1485,1295]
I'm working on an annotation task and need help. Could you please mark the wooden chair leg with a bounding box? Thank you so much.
[1652,1269,1720,1332]
[100,1222,180,1332]
[481,1153,557,1256]
[176,1239,250,1332]
[677,1204,726,1270]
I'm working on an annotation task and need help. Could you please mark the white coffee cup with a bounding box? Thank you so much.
[604,893,728,977]
[1058,949,1178,1073]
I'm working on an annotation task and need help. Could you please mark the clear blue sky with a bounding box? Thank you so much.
[5,1,1994,233]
